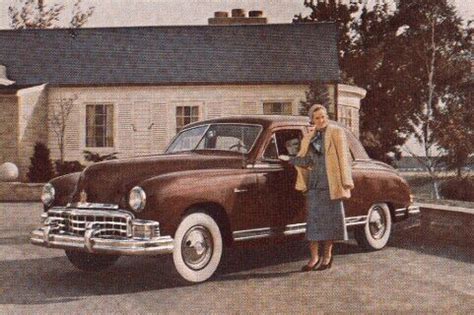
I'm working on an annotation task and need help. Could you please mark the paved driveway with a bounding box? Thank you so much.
[0,203,472,314]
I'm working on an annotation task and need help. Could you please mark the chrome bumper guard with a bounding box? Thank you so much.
[30,207,174,256]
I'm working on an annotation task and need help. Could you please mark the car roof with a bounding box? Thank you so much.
[185,114,348,129]
[185,115,309,129]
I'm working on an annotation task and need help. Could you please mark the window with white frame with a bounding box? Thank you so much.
[176,106,199,133]
[339,106,352,129]
[86,104,114,147]
[263,102,292,115]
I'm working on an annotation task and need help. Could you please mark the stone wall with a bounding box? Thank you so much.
[0,182,43,202]
[0,95,19,167]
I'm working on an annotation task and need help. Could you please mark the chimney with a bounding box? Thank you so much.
[208,9,267,25]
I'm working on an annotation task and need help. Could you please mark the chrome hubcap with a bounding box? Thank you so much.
[369,206,386,239]
[181,225,213,270]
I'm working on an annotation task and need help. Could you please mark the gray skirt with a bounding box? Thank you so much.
[306,188,348,241]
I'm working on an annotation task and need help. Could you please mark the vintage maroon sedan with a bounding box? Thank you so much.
[31,115,419,283]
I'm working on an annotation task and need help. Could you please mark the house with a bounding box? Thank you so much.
[0,10,366,180]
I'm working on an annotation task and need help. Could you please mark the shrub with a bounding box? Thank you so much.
[439,176,474,202]
[54,160,85,177]
[27,142,54,183]
[83,150,118,162]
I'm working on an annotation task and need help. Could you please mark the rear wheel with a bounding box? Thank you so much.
[173,212,223,283]
[65,250,119,272]
[355,203,392,250]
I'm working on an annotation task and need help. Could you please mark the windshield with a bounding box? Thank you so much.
[166,124,262,154]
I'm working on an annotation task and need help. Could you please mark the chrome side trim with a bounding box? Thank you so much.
[345,215,368,226]
[283,223,307,236]
[408,205,420,215]
[233,223,307,241]
[246,163,283,169]
[394,207,407,217]
[394,206,420,217]
[233,217,373,241]
[233,227,273,241]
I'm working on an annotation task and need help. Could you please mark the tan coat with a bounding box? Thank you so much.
[294,124,354,200]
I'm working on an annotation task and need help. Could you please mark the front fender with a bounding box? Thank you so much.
[49,172,81,207]
[137,168,254,236]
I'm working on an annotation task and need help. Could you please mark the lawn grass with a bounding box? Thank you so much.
[401,172,474,208]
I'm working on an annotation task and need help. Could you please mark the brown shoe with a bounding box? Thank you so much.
[301,259,321,272]
[315,256,333,271]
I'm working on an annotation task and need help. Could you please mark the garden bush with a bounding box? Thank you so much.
[439,176,474,202]
[27,142,54,183]
[54,160,85,177]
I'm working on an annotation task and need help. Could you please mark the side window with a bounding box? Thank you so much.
[345,130,369,160]
[263,129,303,160]
[263,135,278,159]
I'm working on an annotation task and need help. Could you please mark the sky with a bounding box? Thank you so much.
[0,0,472,29]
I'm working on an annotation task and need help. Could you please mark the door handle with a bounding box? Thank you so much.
[234,188,248,193]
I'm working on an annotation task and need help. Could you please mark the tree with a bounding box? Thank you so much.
[27,142,54,183]
[293,1,408,163]
[293,0,359,79]
[9,0,94,29]
[432,87,474,178]
[298,81,332,118]
[49,95,77,163]
[346,1,420,163]
[393,0,471,197]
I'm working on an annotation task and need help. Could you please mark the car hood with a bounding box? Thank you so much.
[71,152,245,205]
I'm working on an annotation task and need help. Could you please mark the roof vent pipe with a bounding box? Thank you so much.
[249,10,263,17]
[214,11,228,18]
[0,65,15,86]
[231,9,246,18]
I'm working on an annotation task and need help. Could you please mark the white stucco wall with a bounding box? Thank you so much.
[16,84,49,180]
[46,84,310,162]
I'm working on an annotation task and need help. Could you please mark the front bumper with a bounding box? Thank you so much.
[30,206,174,256]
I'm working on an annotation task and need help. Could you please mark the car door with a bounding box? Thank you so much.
[256,127,306,233]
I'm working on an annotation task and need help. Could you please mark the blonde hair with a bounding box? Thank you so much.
[308,104,328,120]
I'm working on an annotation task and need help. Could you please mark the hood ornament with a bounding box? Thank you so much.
[79,190,88,204]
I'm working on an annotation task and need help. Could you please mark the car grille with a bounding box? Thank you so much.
[47,208,132,237]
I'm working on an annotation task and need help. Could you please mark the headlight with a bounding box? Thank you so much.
[41,183,55,207]
[129,186,146,212]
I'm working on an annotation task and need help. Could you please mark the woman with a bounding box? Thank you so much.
[280,104,354,271]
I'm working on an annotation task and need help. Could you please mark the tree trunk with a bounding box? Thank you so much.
[432,179,440,199]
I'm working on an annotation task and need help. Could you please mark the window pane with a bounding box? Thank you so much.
[184,106,191,116]
[191,106,199,117]
[95,105,104,115]
[86,104,114,148]
[263,102,292,115]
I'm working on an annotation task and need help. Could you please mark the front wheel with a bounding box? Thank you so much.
[65,250,119,272]
[173,212,223,283]
[355,203,392,250]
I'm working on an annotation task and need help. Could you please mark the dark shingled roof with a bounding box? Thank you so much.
[0,23,340,86]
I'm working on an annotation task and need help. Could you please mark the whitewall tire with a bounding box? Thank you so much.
[173,212,223,283]
[355,203,392,250]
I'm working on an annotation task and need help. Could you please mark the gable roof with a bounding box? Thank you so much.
[0,23,340,87]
